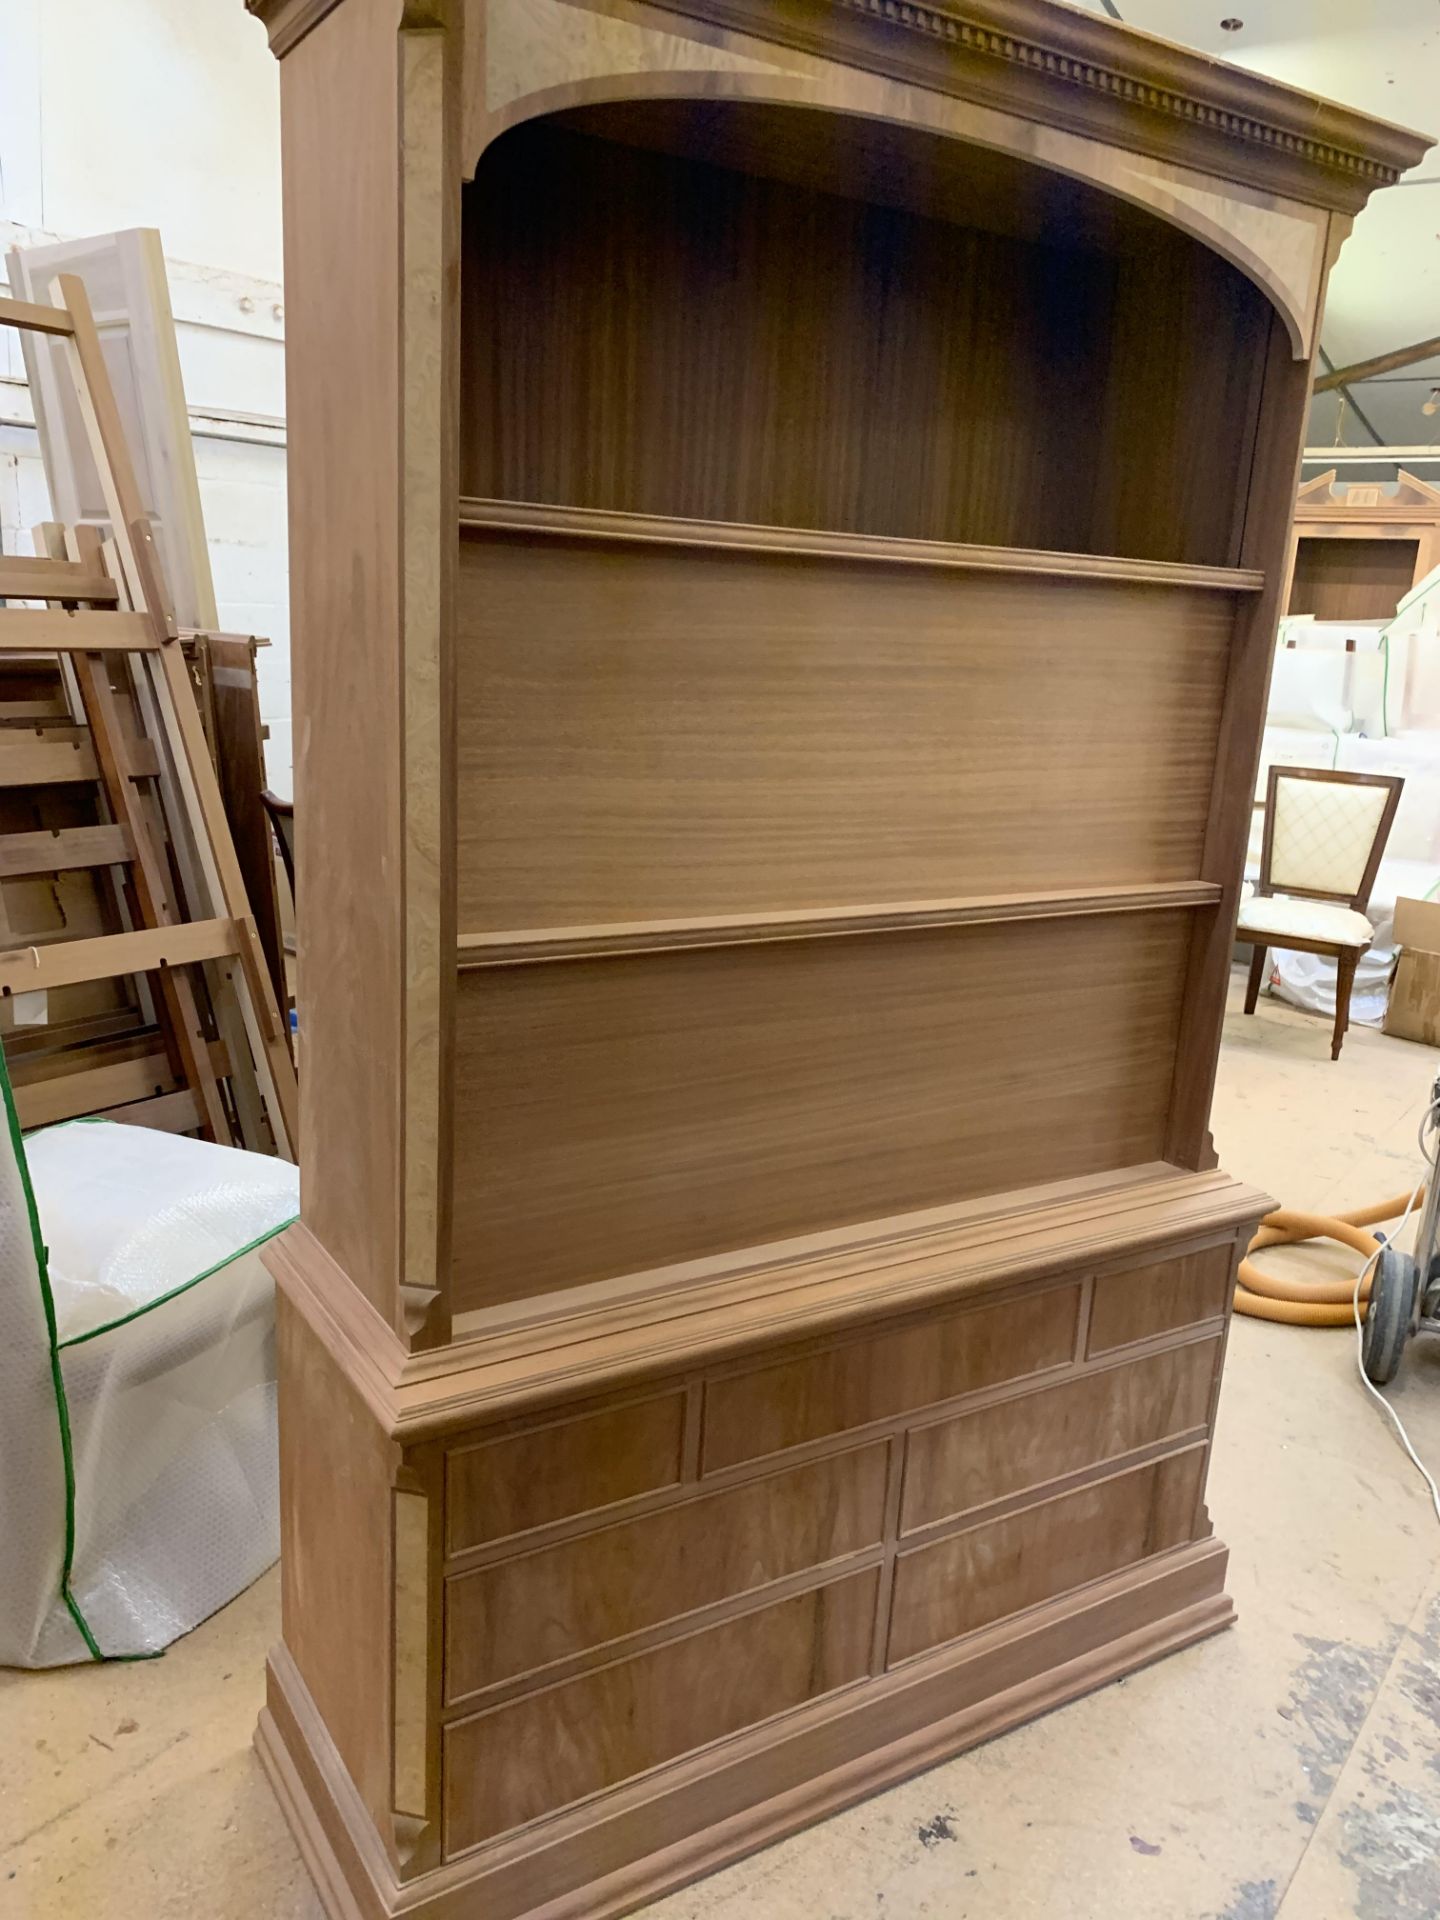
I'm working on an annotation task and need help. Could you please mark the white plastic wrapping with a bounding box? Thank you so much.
[0,1084,298,1668]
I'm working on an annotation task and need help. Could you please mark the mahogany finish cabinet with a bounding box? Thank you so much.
[244,2,1427,1915]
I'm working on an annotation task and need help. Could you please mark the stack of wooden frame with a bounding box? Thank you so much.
[0,275,295,1155]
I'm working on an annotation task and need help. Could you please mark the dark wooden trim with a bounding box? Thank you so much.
[647,0,1430,214]
[458,497,1265,592]
[456,883,1225,969]
[1314,334,1440,394]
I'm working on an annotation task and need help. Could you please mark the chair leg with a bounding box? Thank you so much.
[1244,944,1267,1015]
[1333,949,1358,1061]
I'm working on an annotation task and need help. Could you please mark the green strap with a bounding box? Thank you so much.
[57,1214,296,1351]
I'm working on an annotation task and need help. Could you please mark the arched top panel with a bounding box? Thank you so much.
[465,19,1330,356]
[461,99,1278,566]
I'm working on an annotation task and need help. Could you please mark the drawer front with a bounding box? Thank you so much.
[443,1569,878,1853]
[444,1442,889,1700]
[901,1337,1220,1533]
[1087,1245,1233,1355]
[888,1447,1207,1666]
[445,1391,686,1552]
[701,1281,1081,1471]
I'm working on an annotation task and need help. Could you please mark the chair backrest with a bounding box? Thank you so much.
[260,789,295,898]
[1259,766,1404,910]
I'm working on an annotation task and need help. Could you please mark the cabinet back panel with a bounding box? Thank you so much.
[460,113,1268,565]
[455,534,1235,926]
[450,912,1192,1308]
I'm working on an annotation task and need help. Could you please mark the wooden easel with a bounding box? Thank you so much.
[0,278,297,1158]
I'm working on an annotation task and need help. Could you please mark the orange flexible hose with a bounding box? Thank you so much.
[1234,1190,1423,1326]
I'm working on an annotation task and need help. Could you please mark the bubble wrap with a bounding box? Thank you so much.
[0,1098,298,1667]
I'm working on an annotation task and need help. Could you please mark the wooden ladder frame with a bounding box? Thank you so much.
[0,281,298,1158]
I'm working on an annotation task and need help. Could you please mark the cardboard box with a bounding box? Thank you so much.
[1386,896,1440,1046]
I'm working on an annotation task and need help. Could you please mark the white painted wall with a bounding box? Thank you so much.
[0,0,294,794]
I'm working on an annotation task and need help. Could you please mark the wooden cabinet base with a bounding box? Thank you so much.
[258,1165,1264,1920]
[257,1545,1233,1920]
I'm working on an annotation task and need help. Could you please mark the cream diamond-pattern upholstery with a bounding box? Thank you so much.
[1269,775,1389,898]
[1236,895,1372,948]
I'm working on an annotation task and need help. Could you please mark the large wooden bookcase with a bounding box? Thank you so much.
[244,3,1427,1916]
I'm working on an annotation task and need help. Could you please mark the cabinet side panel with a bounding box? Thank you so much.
[277,1292,396,1841]
[277,0,404,1318]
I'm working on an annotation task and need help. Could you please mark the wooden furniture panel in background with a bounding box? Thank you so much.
[451,913,1194,1307]
[441,1568,878,1853]
[900,1337,1221,1533]
[444,1442,888,1697]
[276,1294,398,1848]
[455,529,1238,927]
[887,1448,1208,1665]
[1287,536,1421,620]
[1087,1245,1234,1355]
[701,1283,1081,1472]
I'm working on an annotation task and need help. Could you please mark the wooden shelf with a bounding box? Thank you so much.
[458,498,1266,595]
[457,881,1225,969]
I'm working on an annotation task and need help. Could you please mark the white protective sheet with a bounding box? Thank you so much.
[0,1084,298,1668]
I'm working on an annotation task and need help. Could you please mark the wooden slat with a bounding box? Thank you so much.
[96,1087,203,1134]
[73,648,232,1140]
[130,524,298,1150]
[0,730,98,785]
[11,1046,224,1131]
[0,555,120,604]
[459,497,1267,595]
[457,882,1226,968]
[0,729,159,786]
[0,610,158,652]
[0,294,74,337]
[11,1052,178,1129]
[0,918,238,995]
[0,824,133,877]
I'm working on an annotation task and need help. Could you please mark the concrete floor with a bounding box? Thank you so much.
[8,971,1440,1920]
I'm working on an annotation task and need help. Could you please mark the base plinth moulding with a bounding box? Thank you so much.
[256,1539,1233,1920]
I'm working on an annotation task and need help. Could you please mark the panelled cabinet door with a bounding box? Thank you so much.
[7,227,218,629]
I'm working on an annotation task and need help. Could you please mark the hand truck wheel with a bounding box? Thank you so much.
[1363,1246,1420,1386]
